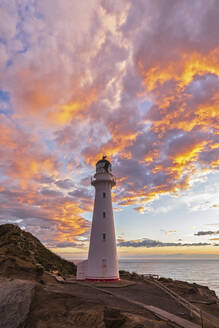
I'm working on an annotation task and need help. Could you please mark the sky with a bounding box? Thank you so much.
[0,0,219,260]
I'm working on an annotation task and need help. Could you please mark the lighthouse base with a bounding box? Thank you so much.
[76,260,120,281]
[85,278,120,282]
[76,260,88,280]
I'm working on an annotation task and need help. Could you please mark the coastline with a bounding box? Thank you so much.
[1,225,218,327]
[1,271,219,328]
[118,258,219,298]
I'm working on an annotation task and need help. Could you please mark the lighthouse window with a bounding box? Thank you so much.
[102,233,106,241]
[103,211,106,218]
[103,192,106,198]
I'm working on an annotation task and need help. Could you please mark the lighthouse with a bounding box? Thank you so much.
[76,156,119,281]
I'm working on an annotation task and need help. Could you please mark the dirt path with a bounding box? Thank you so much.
[92,280,192,319]
[77,282,201,328]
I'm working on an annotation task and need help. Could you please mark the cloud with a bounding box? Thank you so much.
[0,188,92,247]
[117,238,211,248]
[1,0,219,249]
[195,230,219,236]
[206,223,219,226]
[160,229,177,236]
[166,230,177,235]
[40,189,63,197]
[55,179,74,189]
[55,241,78,248]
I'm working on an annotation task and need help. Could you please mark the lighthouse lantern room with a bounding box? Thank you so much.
[76,156,119,281]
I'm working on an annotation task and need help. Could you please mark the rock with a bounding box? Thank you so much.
[197,286,217,299]
[185,286,197,295]
[104,308,126,328]
[0,279,35,328]
[35,264,44,277]
[65,276,76,284]
[54,275,65,283]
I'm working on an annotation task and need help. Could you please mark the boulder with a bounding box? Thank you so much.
[54,275,65,283]
[104,307,126,328]
[0,279,35,328]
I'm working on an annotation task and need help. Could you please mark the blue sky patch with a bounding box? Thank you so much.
[0,90,10,102]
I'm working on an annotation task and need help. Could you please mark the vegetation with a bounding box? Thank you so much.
[0,224,76,276]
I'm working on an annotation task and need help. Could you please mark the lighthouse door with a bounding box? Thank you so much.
[102,258,107,276]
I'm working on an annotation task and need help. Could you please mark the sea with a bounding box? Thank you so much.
[118,259,219,297]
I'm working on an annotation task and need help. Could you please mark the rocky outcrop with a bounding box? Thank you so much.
[0,224,76,278]
[0,279,35,328]
[104,308,126,328]
[0,274,218,328]
[158,277,218,303]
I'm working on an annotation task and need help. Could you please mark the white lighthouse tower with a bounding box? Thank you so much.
[76,156,119,281]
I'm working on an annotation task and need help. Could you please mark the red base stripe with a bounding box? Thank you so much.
[85,278,120,282]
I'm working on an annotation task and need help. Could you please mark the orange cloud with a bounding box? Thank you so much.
[12,68,100,129]
[49,88,98,125]
[2,0,219,250]
[1,114,92,246]
[84,133,138,166]
[137,50,219,138]
[115,45,217,206]
[135,206,145,213]
[12,69,57,115]
[49,201,91,243]
[168,141,207,177]
[139,49,219,92]
[0,124,16,149]
[0,115,59,190]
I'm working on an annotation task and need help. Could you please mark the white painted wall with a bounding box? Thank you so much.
[76,260,88,280]
[86,172,119,280]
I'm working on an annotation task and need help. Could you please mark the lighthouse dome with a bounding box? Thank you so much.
[96,156,112,173]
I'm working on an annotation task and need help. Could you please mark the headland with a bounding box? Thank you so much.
[0,224,219,328]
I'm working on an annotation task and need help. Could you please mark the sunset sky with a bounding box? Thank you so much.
[0,0,219,259]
